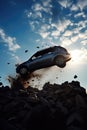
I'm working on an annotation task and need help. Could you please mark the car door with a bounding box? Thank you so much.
[29,49,54,71]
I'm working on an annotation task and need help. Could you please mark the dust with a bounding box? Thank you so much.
[7,71,42,89]
[7,66,64,90]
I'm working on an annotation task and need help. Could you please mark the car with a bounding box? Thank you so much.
[16,46,71,75]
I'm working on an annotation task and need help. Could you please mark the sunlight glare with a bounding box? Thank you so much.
[70,50,84,65]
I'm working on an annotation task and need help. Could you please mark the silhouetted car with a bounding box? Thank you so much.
[16,46,71,75]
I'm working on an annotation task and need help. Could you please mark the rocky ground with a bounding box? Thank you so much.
[0,80,87,130]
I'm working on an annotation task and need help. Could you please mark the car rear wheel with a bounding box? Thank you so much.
[55,56,66,68]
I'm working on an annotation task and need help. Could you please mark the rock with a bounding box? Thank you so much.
[36,46,40,49]
[0,81,87,130]
[7,62,10,65]
[25,50,28,53]
[74,75,78,79]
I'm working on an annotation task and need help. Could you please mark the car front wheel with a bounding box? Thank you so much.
[19,67,28,76]
[55,56,66,68]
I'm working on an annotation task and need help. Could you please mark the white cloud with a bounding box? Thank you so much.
[35,11,42,18]
[81,48,87,62]
[25,10,32,18]
[70,4,79,11]
[40,24,50,31]
[29,21,40,30]
[25,0,52,32]
[11,53,21,63]
[32,2,52,13]
[72,27,80,34]
[42,0,52,7]
[25,0,87,53]
[27,10,42,19]
[51,30,60,37]
[77,0,87,11]
[71,35,78,42]
[63,30,73,36]
[38,24,51,38]
[81,40,87,45]
[51,19,71,33]
[58,0,72,8]
[60,37,72,47]
[57,18,87,47]
[32,3,43,11]
[71,20,87,37]
[39,31,50,39]
[36,39,40,43]
[78,20,87,29]
[74,12,86,18]
[0,28,20,51]
[26,0,72,42]
[58,19,71,32]
[58,0,67,8]
[78,33,87,39]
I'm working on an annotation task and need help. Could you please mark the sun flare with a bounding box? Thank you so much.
[70,50,84,65]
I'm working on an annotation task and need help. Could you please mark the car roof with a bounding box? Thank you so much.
[29,46,66,60]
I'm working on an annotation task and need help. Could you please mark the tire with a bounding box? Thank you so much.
[19,67,28,75]
[55,56,66,68]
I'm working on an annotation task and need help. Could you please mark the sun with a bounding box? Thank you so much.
[70,49,84,65]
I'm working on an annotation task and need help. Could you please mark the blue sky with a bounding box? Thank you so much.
[0,0,87,88]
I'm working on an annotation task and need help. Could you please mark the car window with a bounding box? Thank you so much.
[30,54,42,61]
[29,46,56,61]
[29,46,67,61]
[31,56,36,60]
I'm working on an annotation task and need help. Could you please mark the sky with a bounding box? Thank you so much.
[0,0,87,89]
